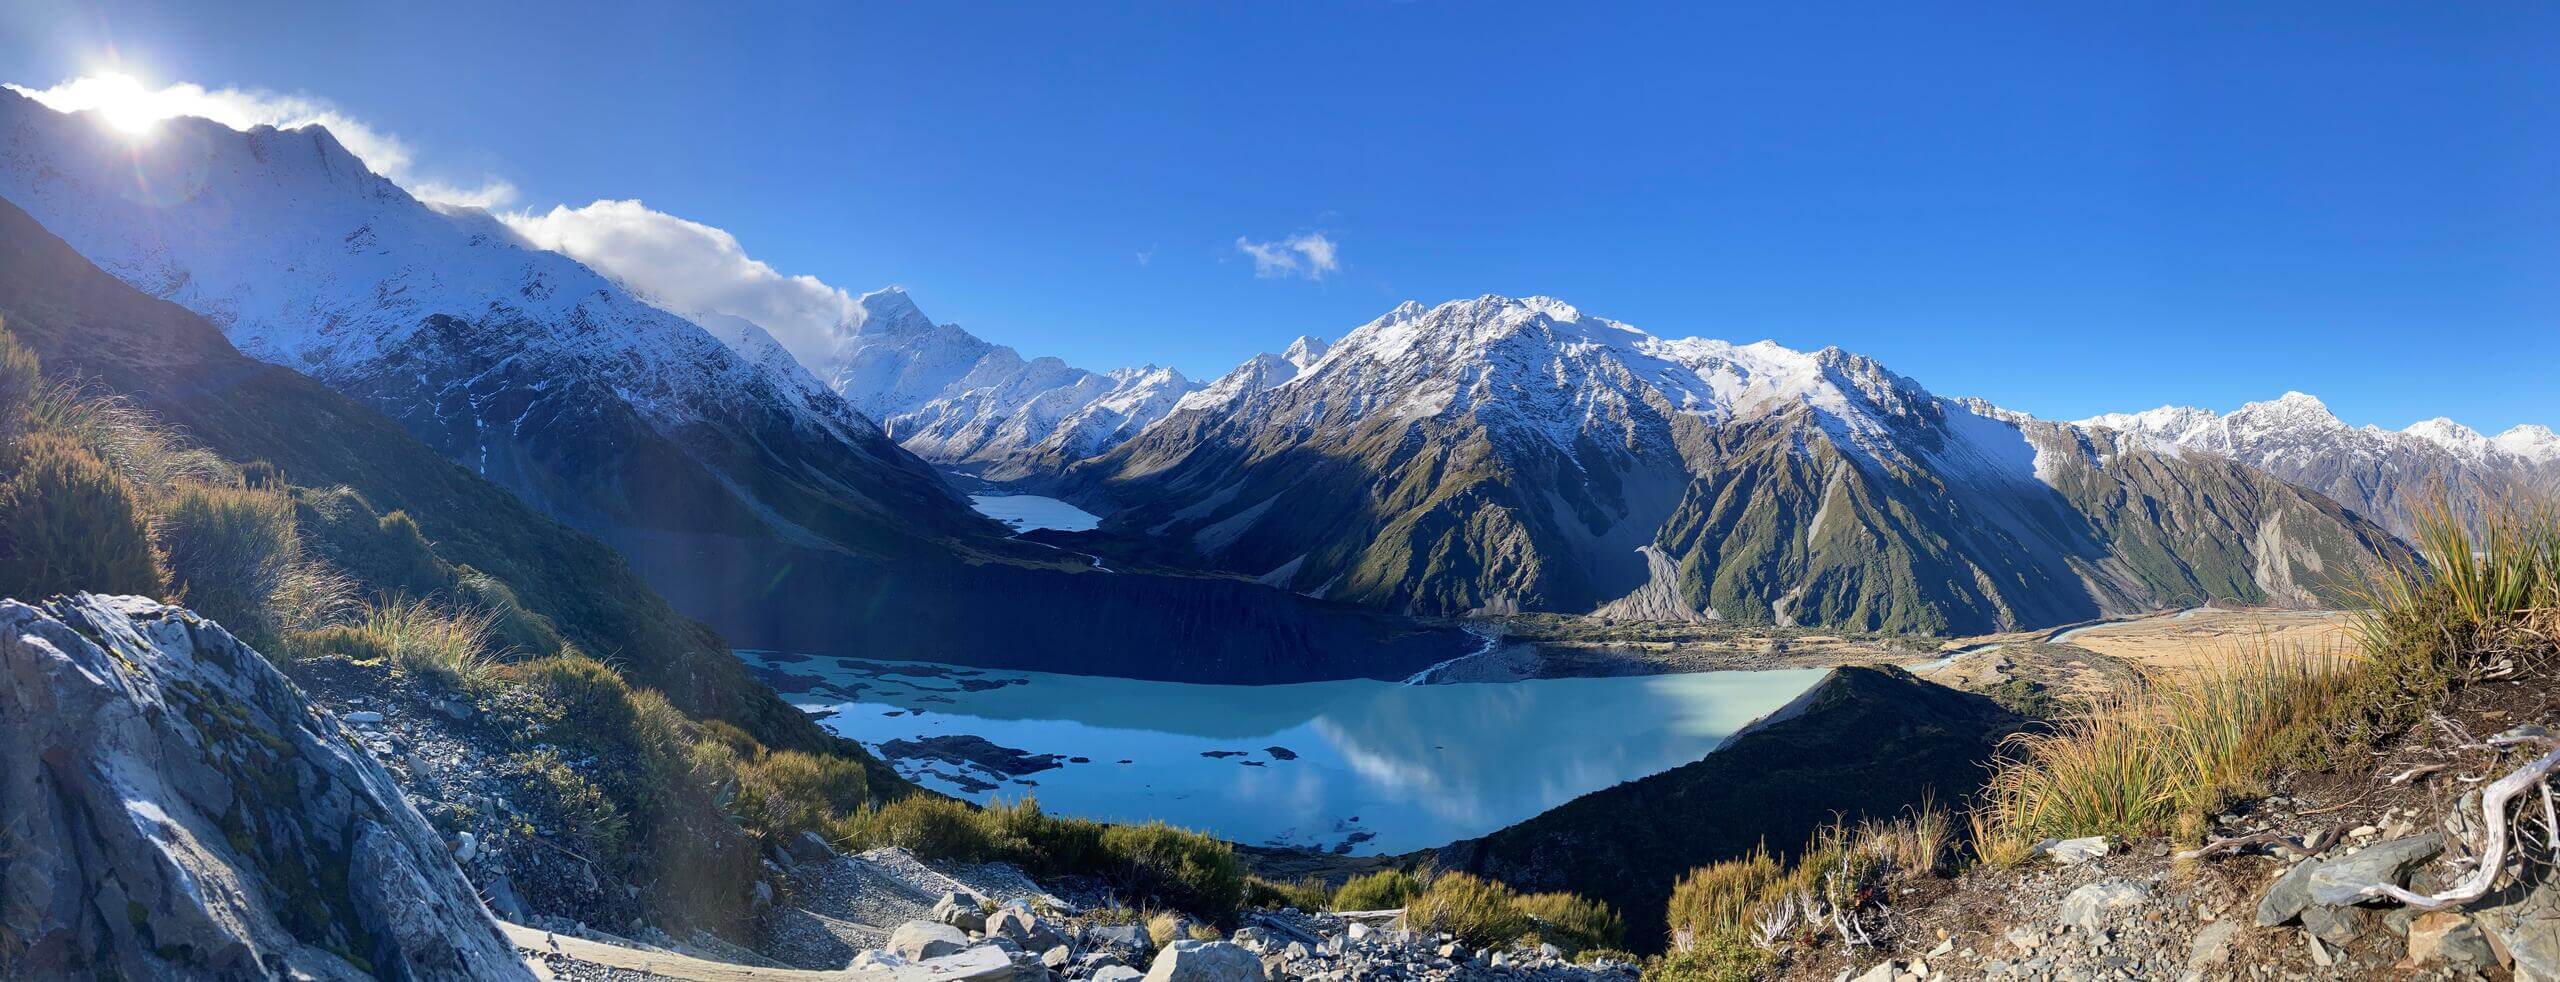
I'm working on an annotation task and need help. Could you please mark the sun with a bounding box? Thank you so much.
[78,73,172,134]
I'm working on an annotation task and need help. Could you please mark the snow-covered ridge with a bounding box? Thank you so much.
[1173,293,1976,464]
[2080,391,2560,468]
[0,88,881,445]
[802,287,1207,476]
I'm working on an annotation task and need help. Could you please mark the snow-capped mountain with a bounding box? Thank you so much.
[0,88,1017,629]
[2082,393,2560,534]
[1065,296,2406,632]
[787,288,1202,480]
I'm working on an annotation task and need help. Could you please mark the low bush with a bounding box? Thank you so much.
[838,794,1004,863]
[1332,867,1426,911]
[1406,872,1534,951]
[0,432,167,600]
[1100,820,1246,916]
[730,749,872,844]
[1244,875,1335,913]
[1517,890,1623,955]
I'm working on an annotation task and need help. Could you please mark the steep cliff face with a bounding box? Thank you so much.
[0,595,526,980]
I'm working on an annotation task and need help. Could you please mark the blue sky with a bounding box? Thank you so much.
[4,1,2554,430]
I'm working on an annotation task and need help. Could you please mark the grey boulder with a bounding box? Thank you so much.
[1145,939,1266,982]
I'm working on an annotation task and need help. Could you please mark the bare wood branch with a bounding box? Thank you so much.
[2349,743,2560,909]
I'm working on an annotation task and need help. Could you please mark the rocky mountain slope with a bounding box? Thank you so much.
[2083,391,2560,536]
[0,594,528,980]
[806,289,1205,481]
[0,94,1474,681]
[1061,296,2409,635]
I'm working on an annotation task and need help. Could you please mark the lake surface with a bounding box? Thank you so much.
[968,493,1102,532]
[737,651,1824,854]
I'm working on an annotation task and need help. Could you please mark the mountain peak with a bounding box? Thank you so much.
[849,287,935,336]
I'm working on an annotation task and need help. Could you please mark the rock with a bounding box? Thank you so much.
[890,920,973,960]
[2305,932,2334,968]
[2468,873,2560,981]
[2300,903,2366,945]
[2307,833,2444,906]
[2257,861,2323,926]
[917,943,1037,982]
[344,709,386,724]
[1042,945,1073,969]
[1094,967,1144,982]
[1345,922,1372,942]
[1089,924,1150,952]
[2006,925,2045,951]
[2036,836,2110,865]
[992,907,1065,952]
[455,829,480,863]
[1144,940,1265,982]
[790,829,838,866]
[1282,941,1310,960]
[2186,919,2240,969]
[1852,960,1900,982]
[2405,911,2494,966]
[0,596,531,980]
[936,891,991,933]
[2059,880,2152,934]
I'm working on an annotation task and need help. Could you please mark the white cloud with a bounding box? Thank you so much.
[505,200,859,365]
[5,74,515,208]
[1235,232,1340,280]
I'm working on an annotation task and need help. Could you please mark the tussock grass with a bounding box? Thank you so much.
[1517,890,1625,955]
[18,380,231,493]
[351,597,506,690]
[1973,496,2558,860]
[162,482,354,643]
[1981,640,2353,846]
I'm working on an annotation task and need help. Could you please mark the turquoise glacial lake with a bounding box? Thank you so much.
[737,651,1824,855]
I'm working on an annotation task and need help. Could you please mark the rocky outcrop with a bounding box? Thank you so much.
[0,594,526,980]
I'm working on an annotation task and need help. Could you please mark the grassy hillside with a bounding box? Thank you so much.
[0,195,850,754]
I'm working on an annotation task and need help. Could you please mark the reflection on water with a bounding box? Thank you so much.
[967,494,1102,532]
[737,651,1822,854]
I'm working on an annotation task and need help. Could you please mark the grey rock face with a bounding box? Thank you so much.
[0,595,528,980]
[2257,861,2322,926]
[889,920,972,960]
[2057,880,2151,934]
[2306,833,2444,907]
[1144,939,1266,982]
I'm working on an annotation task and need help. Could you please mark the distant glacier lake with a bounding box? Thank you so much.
[737,650,1824,854]
[967,493,1102,532]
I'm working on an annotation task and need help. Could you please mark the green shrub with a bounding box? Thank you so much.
[1517,891,1623,955]
[1643,934,1772,982]
[0,432,167,600]
[1245,875,1335,912]
[509,748,630,857]
[1099,820,1246,916]
[1332,868,1426,911]
[838,794,1003,863]
[731,749,872,844]
[1406,872,1534,951]
[1664,846,1782,950]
